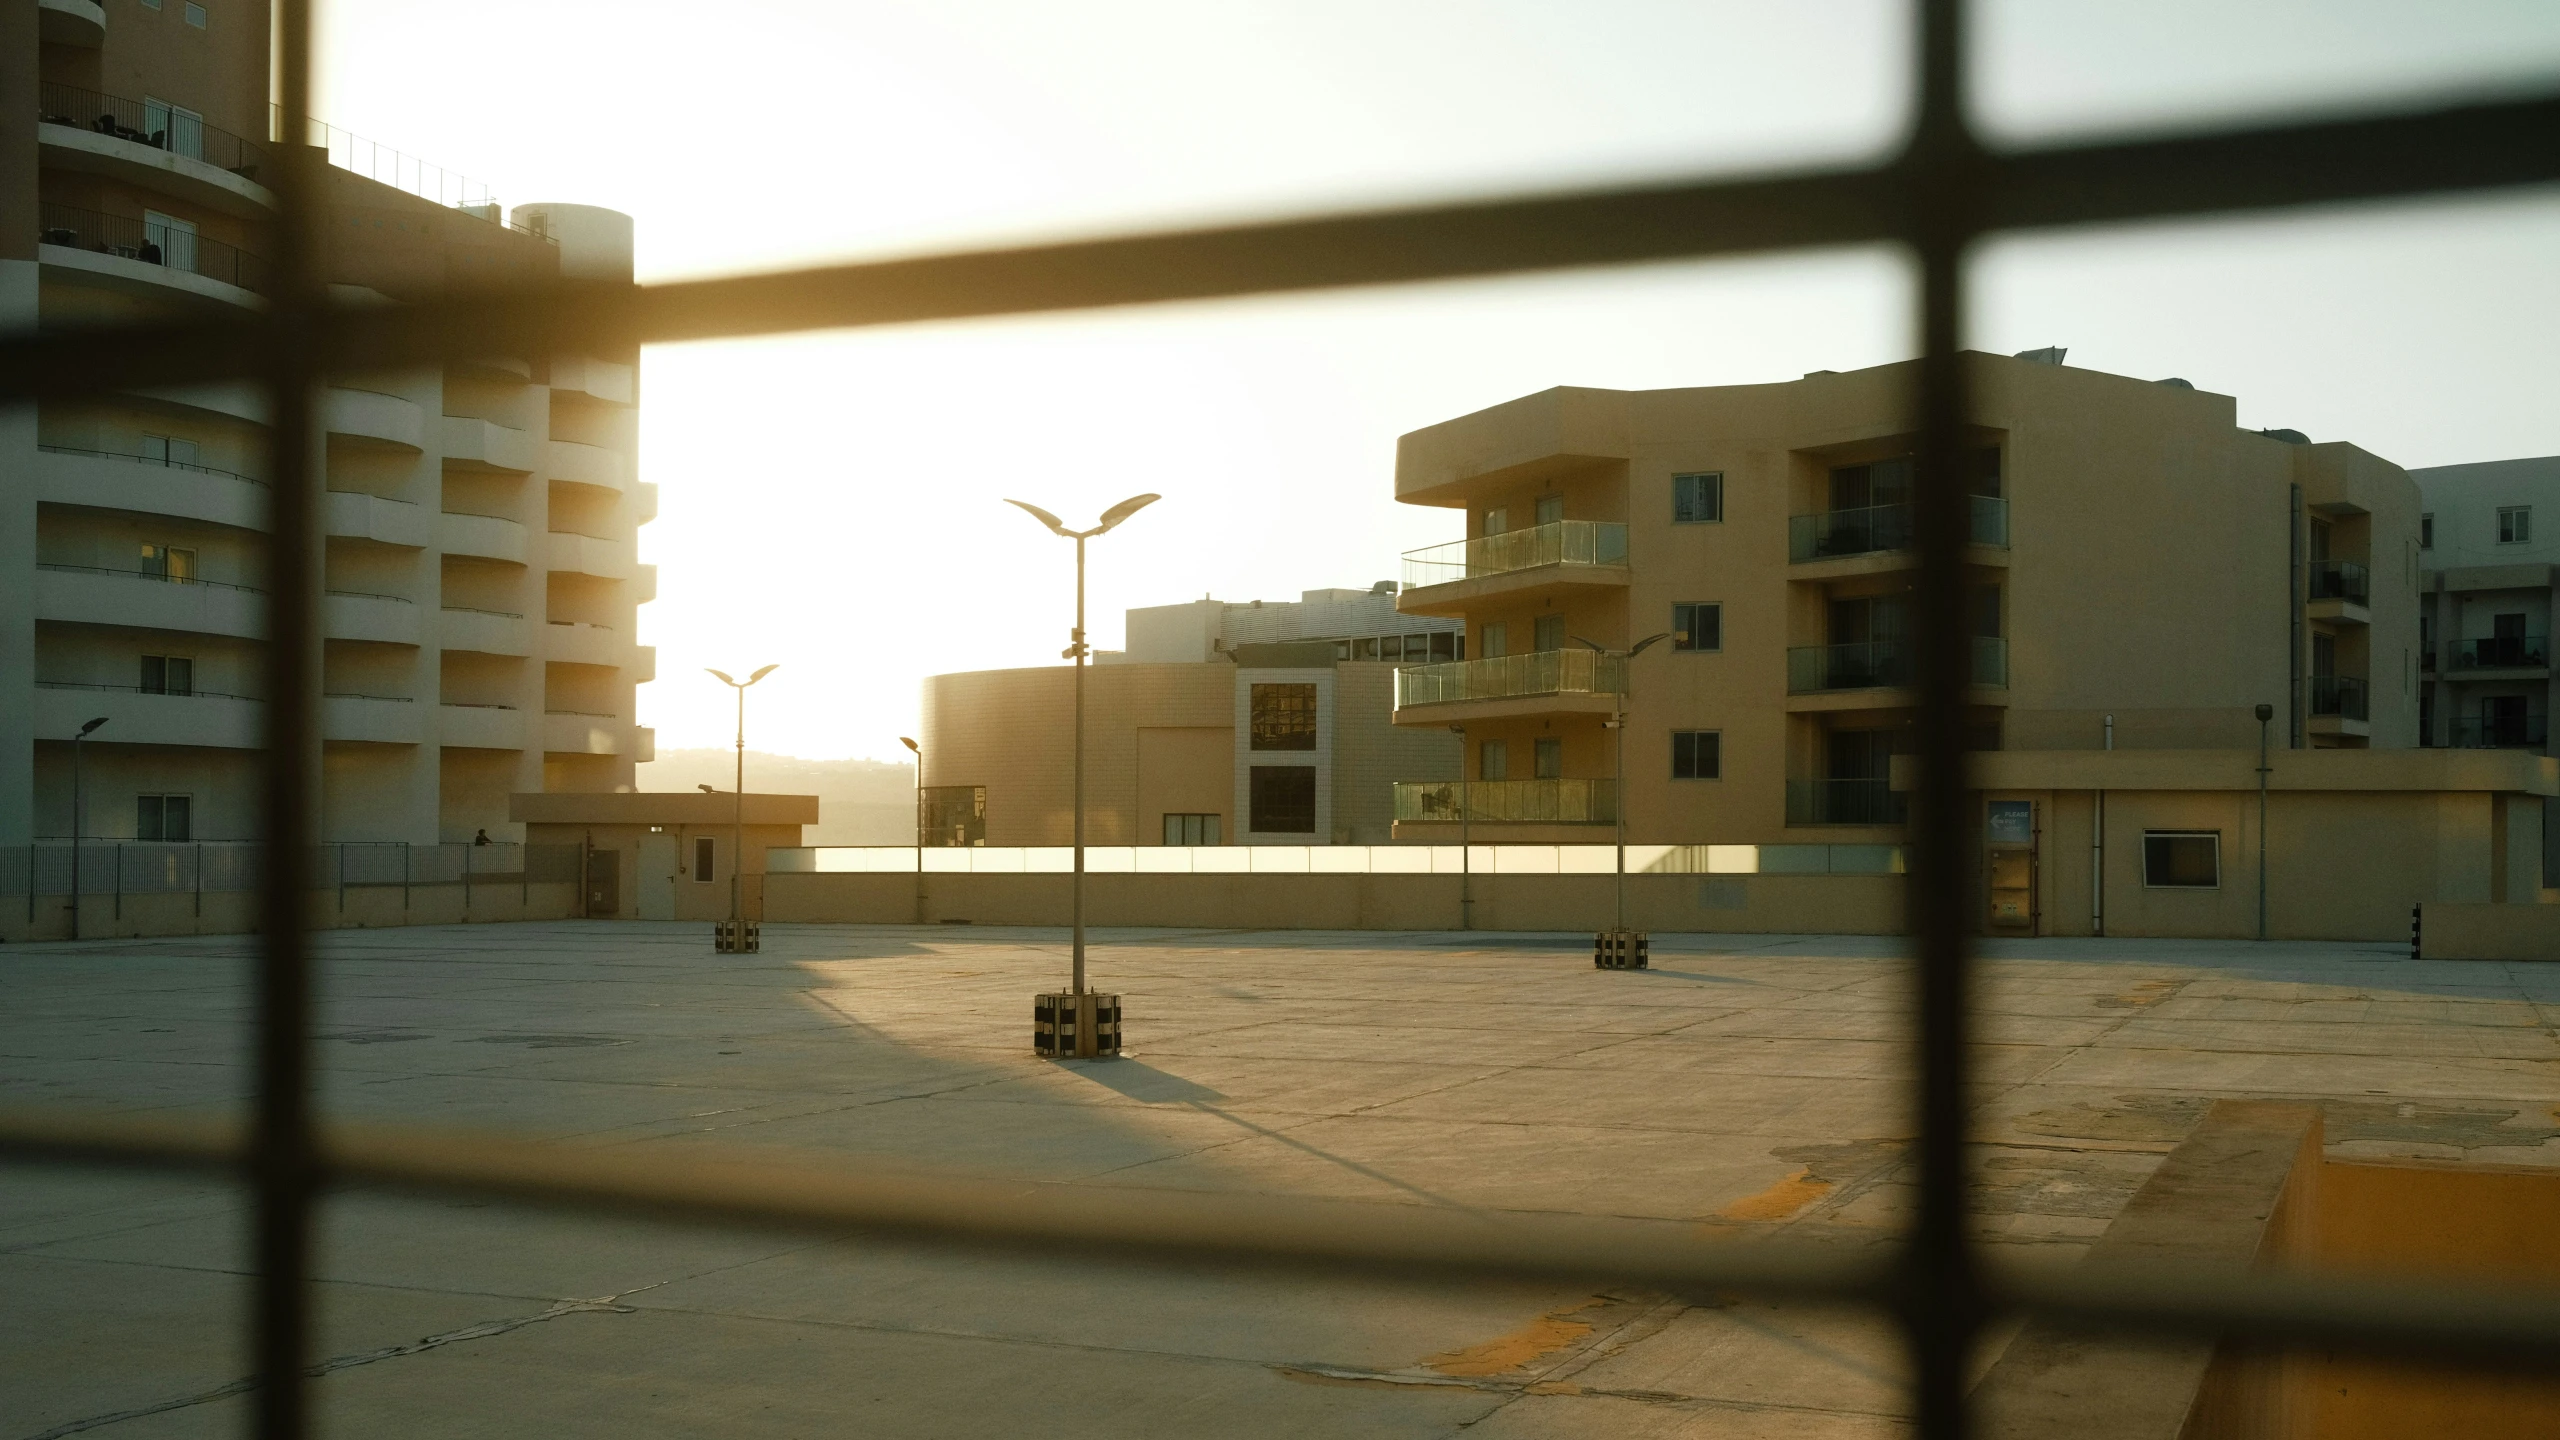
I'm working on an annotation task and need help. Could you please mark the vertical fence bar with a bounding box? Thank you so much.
[1904,0,1984,1436]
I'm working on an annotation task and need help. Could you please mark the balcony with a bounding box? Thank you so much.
[37,202,269,305]
[1787,778,1907,827]
[37,84,277,216]
[545,531,634,581]
[1392,778,1616,825]
[1397,520,1629,614]
[2310,675,2369,722]
[439,510,528,564]
[439,702,525,751]
[440,415,538,473]
[35,444,267,531]
[39,0,105,48]
[323,693,421,744]
[36,682,262,750]
[34,564,264,638]
[322,589,420,646]
[544,620,623,667]
[546,439,627,492]
[2307,559,2370,606]
[2447,716,2548,749]
[440,606,531,657]
[1787,636,2007,694]
[324,490,430,548]
[2450,635,2549,671]
[1789,496,2008,565]
[1394,648,1624,714]
[542,711,624,755]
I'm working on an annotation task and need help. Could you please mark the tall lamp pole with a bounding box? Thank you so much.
[1575,634,1669,940]
[900,735,923,922]
[705,665,778,933]
[2255,702,2274,942]
[1008,493,1159,1054]
[69,716,107,940]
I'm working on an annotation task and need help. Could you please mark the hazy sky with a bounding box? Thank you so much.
[309,2,2560,761]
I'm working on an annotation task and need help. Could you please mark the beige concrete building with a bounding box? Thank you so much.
[921,588,1459,846]
[513,790,815,921]
[2,0,653,855]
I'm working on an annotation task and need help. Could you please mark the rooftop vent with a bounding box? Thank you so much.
[2257,427,2311,445]
[1370,580,1398,595]
[2156,377,2194,389]
[2013,346,2067,366]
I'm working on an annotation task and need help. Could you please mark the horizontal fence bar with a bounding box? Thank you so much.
[5,1107,2559,1376]
[3,91,2556,403]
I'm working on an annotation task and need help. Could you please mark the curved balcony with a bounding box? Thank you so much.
[634,564,658,604]
[440,606,531,657]
[322,589,420,646]
[1393,648,1624,724]
[438,509,528,564]
[632,645,657,684]
[35,445,267,531]
[36,84,276,217]
[36,682,262,750]
[325,388,425,452]
[541,711,623,755]
[1392,778,1615,825]
[634,726,656,764]
[324,694,421,745]
[632,481,661,524]
[324,490,430,548]
[545,530,633,581]
[545,439,626,493]
[1397,520,1629,616]
[37,203,268,308]
[439,702,526,751]
[543,620,623,667]
[440,415,538,473]
[549,355,636,406]
[132,379,268,426]
[38,0,105,47]
[35,564,264,638]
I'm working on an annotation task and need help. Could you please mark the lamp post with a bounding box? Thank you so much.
[1574,633,1669,961]
[1008,492,1159,1058]
[69,716,107,940]
[900,735,923,922]
[2255,702,2274,942]
[705,664,778,948]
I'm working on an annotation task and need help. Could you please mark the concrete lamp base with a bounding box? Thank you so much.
[713,919,761,953]
[1034,991,1122,1059]
[1594,929,1649,970]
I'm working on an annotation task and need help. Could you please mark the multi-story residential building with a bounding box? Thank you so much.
[921,587,1460,846]
[2,0,652,851]
[2411,455,2560,755]
[1386,350,2425,843]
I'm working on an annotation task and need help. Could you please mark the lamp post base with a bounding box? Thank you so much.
[1034,991,1121,1059]
[713,919,761,953]
[1594,928,1648,970]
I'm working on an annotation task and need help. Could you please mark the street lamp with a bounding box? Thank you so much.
[705,664,778,951]
[1574,633,1669,967]
[70,716,107,940]
[2255,702,2274,942]
[900,735,923,922]
[1007,492,1159,1059]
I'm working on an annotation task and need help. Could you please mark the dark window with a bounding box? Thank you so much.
[1533,614,1565,652]
[1533,737,1562,779]
[1671,730,1721,779]
[919,785,987,846]
[1248,766,1316,833]
[140,654,193,695]
[1972,586,2001,639]
[1162,813,1221,846]
[1249,683,1318,751]
[1673,471,1723,523]
[2143,832,2220,888]
[1830,456,1912,511]
[1534,494,1564,526]
[1672,602,1721,652]
[2500,506,2532,544]
[1970,445,2002,498]
[1479,739,1508,781]
[2421,513,2434,548]
[693,836,716,882]
[136,794,191,842]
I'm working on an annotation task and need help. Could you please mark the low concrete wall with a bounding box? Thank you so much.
[764,870,1904,934]
[0,882,581,943]
[2416,901,2560,961]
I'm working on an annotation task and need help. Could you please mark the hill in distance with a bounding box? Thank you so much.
[637,750,913,846]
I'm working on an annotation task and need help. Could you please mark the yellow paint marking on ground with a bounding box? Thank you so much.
[1421,1298,1606,1377]
[1711,1166,1834,1223]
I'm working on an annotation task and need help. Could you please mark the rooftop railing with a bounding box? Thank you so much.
[37,83,271,178]
[1788,495,2007,563]
[2311,674,2370,721]
[37,202,273,295]
[279,112,556,245]
[2308,558,2371,605]
[1786,636,2007,693]
[2451,634,2548,670]
[1394,647,1624,708]
[1401,519,1629,590]
[1391,778,1617,825]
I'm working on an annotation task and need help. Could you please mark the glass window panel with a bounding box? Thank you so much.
[2143,832,2221,888]
[1248,683,1318,751]
[1247,767,1316,834]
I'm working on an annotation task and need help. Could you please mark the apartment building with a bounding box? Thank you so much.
[1386,350,2425,845]
[921,588,1460,846]
[2,0,653,849]
[2411,455,2560,753]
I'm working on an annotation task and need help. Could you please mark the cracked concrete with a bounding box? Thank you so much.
[6,922,2558,1436]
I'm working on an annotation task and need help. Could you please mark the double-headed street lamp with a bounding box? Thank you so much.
[1574,632,1669,956]
[1007,492,1159,1058]
[705,664,778,947]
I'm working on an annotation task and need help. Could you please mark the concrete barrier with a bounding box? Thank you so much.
[2416,902,2560,961]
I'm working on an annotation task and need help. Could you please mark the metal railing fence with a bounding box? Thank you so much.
[38,201,275,295]
[1400,519,1628,589]
[4,5,2559,1437]
[39,442,270,488]
[0,841,583,901]
[36,82,272,178]
[2451,634,2548,669]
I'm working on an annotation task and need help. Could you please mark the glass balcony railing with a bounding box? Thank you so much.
[2310,675,2369,721]
[1786,778,1907,826]
[1395,648,1625,708]
[1392,778,1616,824]
[1401,520,1628,590]
[1785,636,2007,693]
[2451,635,2549,669]
[1788,495,2008,563]
[2307,558,2370,605]
[2447,716,2548,749]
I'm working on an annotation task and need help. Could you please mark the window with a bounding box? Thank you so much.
[1533,737,1562,779]
[1481,507,1508,537]
[184,1,206,25]
[1162,813,1221,846]
[136,794,191,842]
[141,544,197,581]
[918,785,986,846]
[1672,730,1721,779]
[692,837,716,882]
[1479,739,1508,781]
[1533,613,1565,652]
[1248,683,1317,751]
[1672,602,1721,652]
[140,655,193,695]
[1970,446,2003,498]
[1972,585,2001,639]
[1247,766,1316,833]
[2142,831,2221,888]
[141,98,205,159]
[1479,622,1506,659]
[2499,506,2532,544]
[1534,494,1564,526]
[1673,472,1723,523]
[141,434,200,467]
[142,210,199,272]
[2421,513,2434,549]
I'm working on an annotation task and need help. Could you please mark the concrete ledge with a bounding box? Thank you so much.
[2417,902,2560,961]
